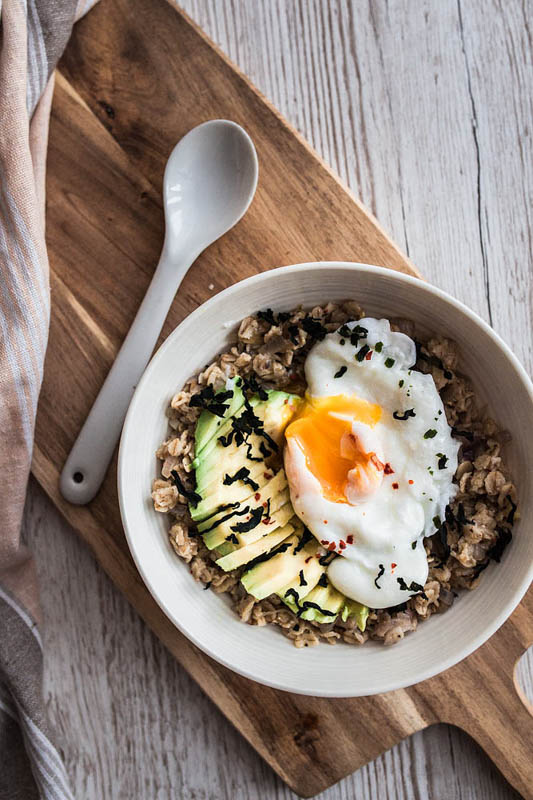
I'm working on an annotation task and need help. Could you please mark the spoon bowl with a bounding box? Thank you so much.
[163,120,258,259]
[60,119,258,505]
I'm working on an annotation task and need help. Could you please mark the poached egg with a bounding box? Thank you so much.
[284,317,459,609]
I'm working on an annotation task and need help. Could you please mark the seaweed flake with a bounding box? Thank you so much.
[317,573,328,588]
[299,601,336,618]
[349,325,368,346]
[246,540,293,571]
[301,316,328,341]
[231,506,264,533]
[200,505,251,534]
[223,467,260,491]
[393,408,416,421]
[189,385,234,417]
[285,587,300,605]
[437,453,449,470]
[334,365,348,379]
[397,577,427,598]
[293,528,313,554]
[240,373,269,401]
[299,570,308,587]
[374,563,385,589]
[257,308,276,325]
[356,344,371,362]
[225,533,239,544]
[170,470,202,507]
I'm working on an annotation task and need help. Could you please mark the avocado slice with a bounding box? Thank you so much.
[341,599,369,632]
[204,496,294,552]
[190,386,300,522]
[275,545,325,604]
[194,378,245,458]
[296,582,346,623]
[241,530,318,600]
[200,469,288,549]
[215,523,295,572]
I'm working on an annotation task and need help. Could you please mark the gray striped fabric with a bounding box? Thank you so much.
[0,1,98,797]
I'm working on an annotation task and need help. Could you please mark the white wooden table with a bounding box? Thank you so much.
[24,1,532,797]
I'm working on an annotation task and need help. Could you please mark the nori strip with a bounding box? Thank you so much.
[223,467,259,492]
[245,540,293,571]
[200,504,250,534]
[393,409,416,420]
[356,344,370,362]
[170,470,201,507]
[230,506,264,533]
[301,316,328,341]
[374,563,385,589]
[293,528,314,554]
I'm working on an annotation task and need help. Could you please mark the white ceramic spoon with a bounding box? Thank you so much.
[60,119,258,504]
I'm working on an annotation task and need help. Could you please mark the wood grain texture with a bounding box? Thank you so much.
[25,0,532,798]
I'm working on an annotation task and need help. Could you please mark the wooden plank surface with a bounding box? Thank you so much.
[25,1,532,798]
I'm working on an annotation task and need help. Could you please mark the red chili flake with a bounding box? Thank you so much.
[346,535,354,544]
[321,539,329,546]
[384,463,394,475]
[305,556,312,563]
[254,493,261,501]
[323,519,328,524]
[263,472,272,479]
[262,518,271,525]
[339,540,346,549]
[392,482,399,490]
[408,479,414,485]
[370,453,385,471]
[391,562,397,571]
[327,542,336,551]
[262,501,268,508]
[365,350,373,360]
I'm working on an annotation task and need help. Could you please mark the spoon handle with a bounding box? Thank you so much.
[60,252,191,504]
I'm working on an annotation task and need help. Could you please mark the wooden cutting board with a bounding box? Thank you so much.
[35,0,533,796]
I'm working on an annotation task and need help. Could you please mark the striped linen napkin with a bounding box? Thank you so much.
[0,1,97,797]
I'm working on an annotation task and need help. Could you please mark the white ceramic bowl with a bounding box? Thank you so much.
[118,263,533,697]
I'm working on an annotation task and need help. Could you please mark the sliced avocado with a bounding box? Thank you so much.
[215,523,295,572]
[276,543,325,604]
[194,378,245,458]
[341,599,369,632]
[203,492,292,552]
[191,463,271,523]
[199,469,288,549]
[262,391,303,445]
[297,582,346,623]
[241,531,317,600]
[192,393,260,470]
[190,386,300,522]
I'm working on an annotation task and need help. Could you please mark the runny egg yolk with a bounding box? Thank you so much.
[284,394,382,504]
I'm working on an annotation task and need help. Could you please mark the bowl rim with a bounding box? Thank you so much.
[118,261,533,696]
